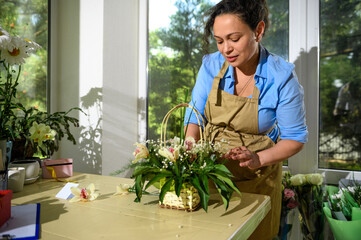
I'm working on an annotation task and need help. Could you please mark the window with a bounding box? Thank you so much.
[0,0,48,112]
[144,0,361,182]
[147,0,289,140]
[318,0,361,171]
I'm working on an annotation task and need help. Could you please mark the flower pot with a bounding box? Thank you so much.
[9,159,40,184]
[159,186,201,211]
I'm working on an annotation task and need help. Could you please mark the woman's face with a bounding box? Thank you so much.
[213,14,263,71]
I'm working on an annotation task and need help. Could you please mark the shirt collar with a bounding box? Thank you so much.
[223,44,268,81]
[255,44,268,79]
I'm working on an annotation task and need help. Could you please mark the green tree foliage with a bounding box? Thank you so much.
[262,0,289,60]
[318,0,361,167]
[0,0,48,112]
[148,0,213,140]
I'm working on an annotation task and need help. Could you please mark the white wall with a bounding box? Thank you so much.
[50,0,139,177]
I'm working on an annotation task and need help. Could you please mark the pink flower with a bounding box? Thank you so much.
[284,188,295,199]
[286,198,298,209]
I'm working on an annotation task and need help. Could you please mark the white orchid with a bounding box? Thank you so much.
[114,183,131,196]
[159,146,180,162]
[29,122,56,146]
[69,183,99,202]
[133,143,149,163]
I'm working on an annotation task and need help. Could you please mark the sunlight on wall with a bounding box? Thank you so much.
[78,0,104,174]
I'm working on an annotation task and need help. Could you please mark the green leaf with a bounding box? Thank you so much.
[174,176,183,197]
[199,173,209,196]
[159,178,174,204]
[144,172,173,190]
[191,176,210,212]
[209,173,241,196]
[134,174,144,202]
[132,166,159,177]
[208,175,231,210]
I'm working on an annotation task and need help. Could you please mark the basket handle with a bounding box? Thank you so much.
[161,103,205,147]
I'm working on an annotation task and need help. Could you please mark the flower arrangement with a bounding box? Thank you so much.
[0,24,82,159]
[126,103,241,212]
[323,178,361,240]
[327,179,361,221]
[288,172,325,240]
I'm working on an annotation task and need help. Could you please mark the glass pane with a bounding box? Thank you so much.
[0,0,48,112]
[262,0,289,60]
[319,0,361,171]
[148,0,289,140]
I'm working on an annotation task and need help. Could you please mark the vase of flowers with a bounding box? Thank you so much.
[0,24,83,162]
[126,103,241,212]
[289,173,325,240]
[324,179,361,240]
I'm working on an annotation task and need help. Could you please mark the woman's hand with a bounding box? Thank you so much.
[224,146,261,169]
[224,139,304,169]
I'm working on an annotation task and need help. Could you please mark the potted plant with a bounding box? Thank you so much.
[0,24,83,162]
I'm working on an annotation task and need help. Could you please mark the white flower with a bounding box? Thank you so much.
[1,36,29,65]
[133,143,149,163]
[29,122,57,149]
[114,183,131,196]
[305,173,323,185]
[69,183,100,202]
[290,174,306,186]
[158,146,180,162]
[172,137,181,146]
[0,25,10,48]
[24,39,41,54]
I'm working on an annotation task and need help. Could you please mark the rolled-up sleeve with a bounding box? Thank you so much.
[276,70,308,143]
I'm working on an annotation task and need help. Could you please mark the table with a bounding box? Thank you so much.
[11,173,270,240]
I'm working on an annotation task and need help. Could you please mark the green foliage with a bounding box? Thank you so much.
[148,0,214,141]
[0,0,48,112]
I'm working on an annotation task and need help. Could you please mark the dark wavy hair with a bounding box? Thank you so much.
[203,0,269,54]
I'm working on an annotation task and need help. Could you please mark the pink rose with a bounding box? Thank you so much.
[284,188,295,199]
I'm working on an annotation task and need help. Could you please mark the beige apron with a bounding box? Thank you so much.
[204,61,282,240]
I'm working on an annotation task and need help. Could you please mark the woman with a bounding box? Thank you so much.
[184,0,308,239]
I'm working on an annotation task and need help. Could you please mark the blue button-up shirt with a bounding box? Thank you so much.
[184,45,308,143]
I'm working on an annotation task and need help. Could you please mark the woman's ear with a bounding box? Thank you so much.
[255,21,265,42]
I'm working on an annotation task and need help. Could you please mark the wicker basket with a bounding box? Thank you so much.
[158,103,204,211]
[159,186,201,211]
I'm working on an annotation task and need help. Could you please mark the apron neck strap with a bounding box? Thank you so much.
[212,61,229,90]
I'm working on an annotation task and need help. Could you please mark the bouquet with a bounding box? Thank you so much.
[327,178,361,221]
[323,178,361,240]
[289,173,324,240]
[128,103,241,212]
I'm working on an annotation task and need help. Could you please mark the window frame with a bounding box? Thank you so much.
[139,0,361,185]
